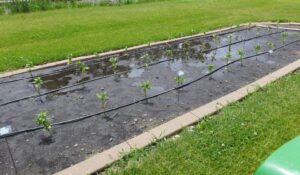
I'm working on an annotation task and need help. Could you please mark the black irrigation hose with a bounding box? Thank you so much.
[0,25,258,85]
[1,38,299,140]
[0,30,288,108]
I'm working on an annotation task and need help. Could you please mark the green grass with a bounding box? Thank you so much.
[102,71,300,175]
[1,0,300,72]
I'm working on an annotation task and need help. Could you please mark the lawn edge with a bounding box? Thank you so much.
[53,53,300,175]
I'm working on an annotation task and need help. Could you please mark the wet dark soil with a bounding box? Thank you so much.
[1,25,300,175]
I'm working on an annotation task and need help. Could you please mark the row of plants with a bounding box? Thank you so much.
[1,28,295,140]
[0,0,166,14]
[32,31,295,134]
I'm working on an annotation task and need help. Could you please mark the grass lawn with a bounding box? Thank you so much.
[102,71,300,175]
[1,0,300,72]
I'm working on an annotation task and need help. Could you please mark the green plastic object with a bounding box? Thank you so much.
[255,136,300,175]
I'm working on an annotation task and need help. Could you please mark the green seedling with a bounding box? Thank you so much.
[247,23,252,32]
[25,61,34,79]
[67,54,73,65]
[224,51,232,70]
[227,34,233,52]
[183,41,191,49]
[109,57,118,74]
[267,41,275,55]
[96,89,108,113]
[76,61,90,77]
[237,49,244,66]
[254,44,261,60]
[139,80,152,98]
[165,49,173,57]
[281,32,289,44]
[212,33,219,44]
[175,71,185,86]
[210,54,216,62]
[208,63,214,74]
[256,27,261,36]
[33,77,44,102]
[35,111,51,131]
[141,53,151,68]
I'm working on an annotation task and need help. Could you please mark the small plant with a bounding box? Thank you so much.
[225,51,232,69]
[139,80,152,98]
[141,53,151,68]
[212,33,219,44]
[109,57,118,73]
[256,27,261,37]
[76,61,90,77]
[175,71,185,86]
[165,49,173,57]
[267,42,275,55]
[25,61,34,79]
[67,54,73,65]
[281,32,289,45]
[254,44,261,60]
[228,34,233,52]
[183,41,191,49]
[237,49,244,66]
[96,89,108,112]
[35,111,51,131]
[208,63,214,74]
[33,77,43,99]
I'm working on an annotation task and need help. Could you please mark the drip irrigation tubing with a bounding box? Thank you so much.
[0,25,259,85]
[0,30,291,108]
[1,38,299,140]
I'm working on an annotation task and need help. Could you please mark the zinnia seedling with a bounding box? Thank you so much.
[267,42,275,55]
[76,61,90,77]
[212,33,219,44]
[228,34,233,52]
[237,49,244,66]
[208,63,214,73]
[141,53,151,68]
[175,71,185,86]
[25,61,34,79]
[281,32,288,45]
[225,51,231,70]
[67,54,73,65]
[139,80,152,98]
[96,89,108,112]
[254,44,261,60]
[109,57,118,74]
[35,111,51,131]
[33,77,43,92]
[165,49,173,57]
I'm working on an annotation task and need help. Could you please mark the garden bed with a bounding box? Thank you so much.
[0,24,300,175]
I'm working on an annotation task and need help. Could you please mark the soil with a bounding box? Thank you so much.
[0,25,300,175]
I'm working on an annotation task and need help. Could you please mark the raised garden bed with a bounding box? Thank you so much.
[1,24,300,175]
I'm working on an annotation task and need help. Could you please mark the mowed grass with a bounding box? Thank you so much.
[102,71,300,175]
[1,0,300,72]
